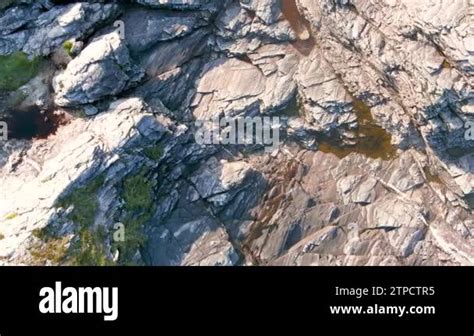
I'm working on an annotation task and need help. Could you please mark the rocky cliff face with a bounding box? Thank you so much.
[0,0,472,266]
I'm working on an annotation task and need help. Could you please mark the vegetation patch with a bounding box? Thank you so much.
[69,227,113,266]
[32,175,114,265]
[62,40,74,57]
[32,227,47,240]
[122,169,153,212]
[0,52,41,91]
[143,144,164,161]
[57,175,114,265]
[31,169,156,266]
[115,168,154,264]
[56,175,105,228]
[465,193,474,210]
[0,233,4,240]
[4,212,17,220]
[30,236,69,265]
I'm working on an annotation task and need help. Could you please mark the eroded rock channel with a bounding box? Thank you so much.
[0,0,472,266]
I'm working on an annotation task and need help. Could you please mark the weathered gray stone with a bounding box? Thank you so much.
[53,32,144,107]
[0,3,119,56]
[0,0,472,267]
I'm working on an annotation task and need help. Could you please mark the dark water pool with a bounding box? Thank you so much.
[317,98,397,160]
[2,106,67,140]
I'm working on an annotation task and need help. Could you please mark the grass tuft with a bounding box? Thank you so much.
[56,175,105,228]
[143,145,163,161]
[122,169,153,212]
[0,52,41,91]
[115,169,154,264]
[32,175,113,266]
[69,227,114,266]
[62,40,74,57]
[30,236,69,265]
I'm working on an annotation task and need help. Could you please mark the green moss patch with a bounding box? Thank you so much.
[32,228,47,240]
[115,169,154,264]
[122,169,153,212]
[32,175,114,266]
[31,169,157,266]
[63,40,74,57]
[0,52,41,91]
[56,175,105,228]
[58,175,113,265]
[143,144,164,161]
[30,235,69,265]
[465,193,474,210]
[69,227,113,266]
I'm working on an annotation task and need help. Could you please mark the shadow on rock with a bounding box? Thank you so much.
[28,98,266,266]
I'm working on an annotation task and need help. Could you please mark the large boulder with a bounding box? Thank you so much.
[53,32,144,107]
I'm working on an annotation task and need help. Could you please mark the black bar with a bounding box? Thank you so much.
[0,267,472,335]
